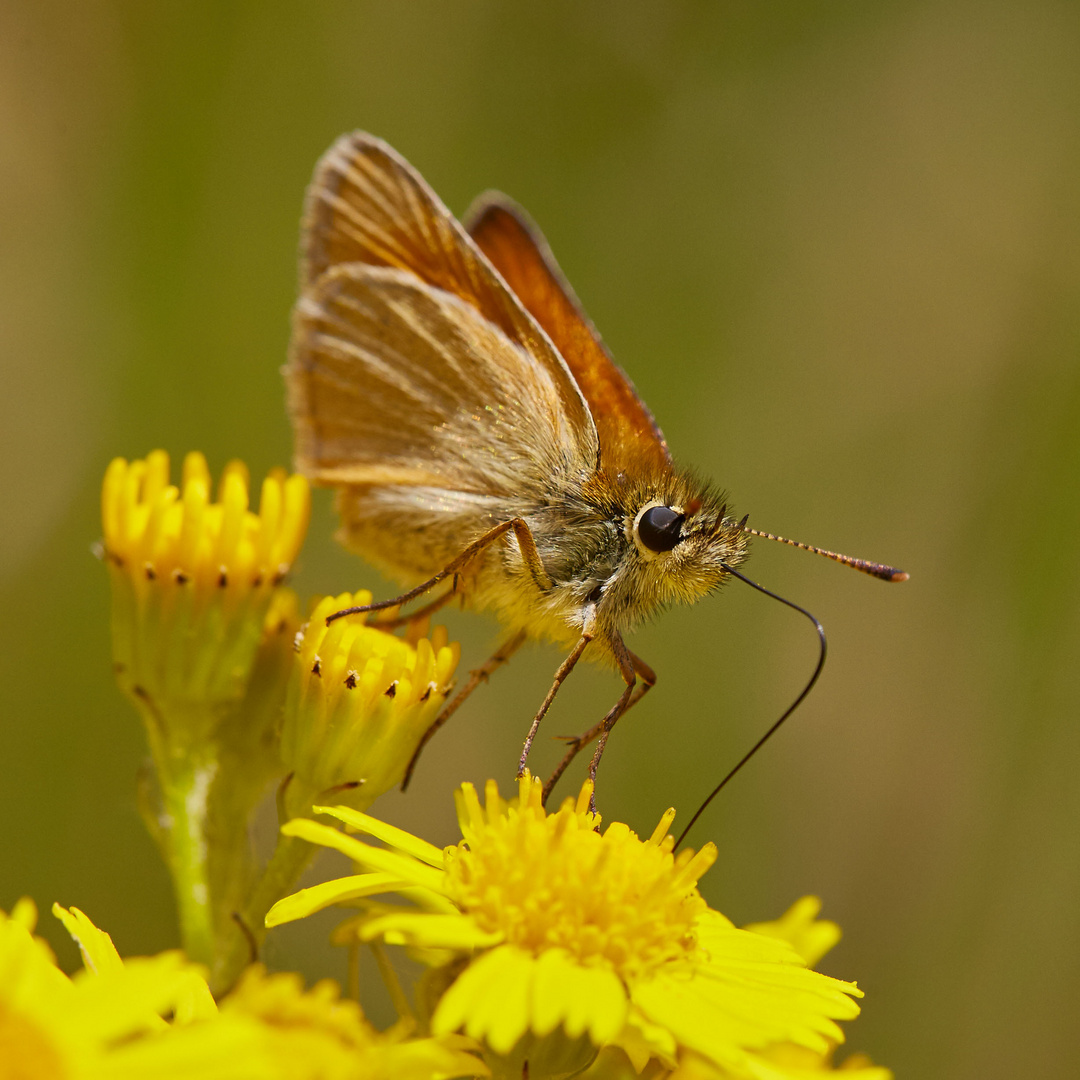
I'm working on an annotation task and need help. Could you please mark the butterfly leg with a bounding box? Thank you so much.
[327,517,551,625]
[368,582,460,631]
[541,646,656,805]
[517,605,599,777]
[401,628,527,791]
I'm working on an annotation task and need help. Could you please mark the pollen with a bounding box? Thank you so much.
[444,775,716,979]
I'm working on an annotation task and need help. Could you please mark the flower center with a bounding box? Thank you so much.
[444,793,711,978]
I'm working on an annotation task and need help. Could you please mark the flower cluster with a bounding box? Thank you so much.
[0,900,485,1079]
[1,451,892,1078]
[96,452,460,991]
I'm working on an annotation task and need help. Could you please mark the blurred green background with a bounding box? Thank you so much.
[2,2,1078,1075]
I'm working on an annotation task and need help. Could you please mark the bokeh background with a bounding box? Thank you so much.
[2,2,1078,1076]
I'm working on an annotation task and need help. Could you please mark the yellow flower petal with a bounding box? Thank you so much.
[266,873,426,927]
[615,1009,679,1072]
[173,969,219,1024]
[433,945,628,1060]
[0,905,71,1008]
[279,818,445,893]
[53,903,124,976]
[313,805,446,867]
[434,945,533,1055]
[10,896,39,932]
[361,912,503,951]
[68,953,202,1042]
[536,950,627,1045]
[744,897,842,968]
[632,933,861,1073]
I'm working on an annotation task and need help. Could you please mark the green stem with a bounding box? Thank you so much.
[211,828,317,993]
[160,759,217,967]
[129,693,220,968]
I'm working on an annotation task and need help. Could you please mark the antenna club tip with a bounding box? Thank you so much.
[888,570,910,583]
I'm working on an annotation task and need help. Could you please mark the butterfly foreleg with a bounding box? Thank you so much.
[509,517,553,592]
[541,646,656,806]
[400,628,528,791]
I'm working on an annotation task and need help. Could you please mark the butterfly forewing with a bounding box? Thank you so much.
[466,197,672,476]
[287,131,605,589]
[294,131,597,461]
[290,264,592,494]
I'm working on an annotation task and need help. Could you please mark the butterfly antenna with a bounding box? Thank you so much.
[740,522,908,583]
[674,564,827,850]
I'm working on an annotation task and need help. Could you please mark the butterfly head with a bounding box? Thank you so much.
[585,470,749,628]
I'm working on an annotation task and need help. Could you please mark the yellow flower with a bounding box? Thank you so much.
[279,592,460,812]
[1,901,487,1080]
[219,966,487,1080]
[209,594,460,993]
[0,900,248,1079]
[267,777,869,1080]
[101,450,310,720]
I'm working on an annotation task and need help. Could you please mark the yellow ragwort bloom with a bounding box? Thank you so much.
[220,965,487,1080]
[0,900,487,1080]
[279,591,460,810]
[267,776,871,1080]
[101,450,310,714]
[209,592,460,992]
[0,900,237,1079]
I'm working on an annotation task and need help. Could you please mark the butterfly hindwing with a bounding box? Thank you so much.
[466,195,671,475]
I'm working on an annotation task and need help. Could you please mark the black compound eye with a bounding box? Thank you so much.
[637,505,686,553]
